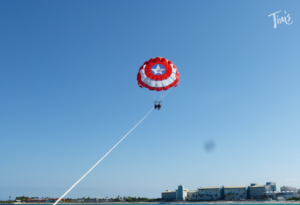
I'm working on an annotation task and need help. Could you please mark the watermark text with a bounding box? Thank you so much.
[268,10,293,28]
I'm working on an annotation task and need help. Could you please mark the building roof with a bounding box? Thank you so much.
[162,190,175,193]
[251,185,265,188]
[198,187,222,189]
[224,186,248,188]
[188,190,198,193]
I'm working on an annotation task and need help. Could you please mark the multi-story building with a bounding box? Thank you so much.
[249,182,276,199]
[187,186,223,201]
[162,182,276,201]
[224,186,249,200]
[187,190,198,200]
[161,190,176,200]
[198,187,223,201]
[266,190,299,200]
[266,182,277,191]
[161,185,188,201]
[280,186,297,192]
[176,185,188,200]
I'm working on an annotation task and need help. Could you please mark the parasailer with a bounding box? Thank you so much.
[154,100,162,110]
[157,103,161,110]
[137,57,180,110]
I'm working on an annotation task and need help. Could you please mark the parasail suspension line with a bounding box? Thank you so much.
[160,87,174,101]
[53,107,154,205]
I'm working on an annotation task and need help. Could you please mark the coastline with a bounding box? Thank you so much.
[11,202,300,204]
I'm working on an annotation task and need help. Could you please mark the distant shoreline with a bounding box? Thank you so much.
[12,202,300,204]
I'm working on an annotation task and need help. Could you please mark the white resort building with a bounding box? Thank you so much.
[198,187,223,201]
[280,186,297,192]
[161,185,188,201]
[162,182,277,201]
[224,186,248,200]
[187,187,223,201]
[265,190,299,201]
[249,182,276,199]
[161,190,176,200]
[176,185,188,200]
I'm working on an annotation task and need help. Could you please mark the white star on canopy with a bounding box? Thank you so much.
[151,64,165,75]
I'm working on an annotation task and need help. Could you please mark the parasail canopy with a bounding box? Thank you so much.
[137,57,180,91]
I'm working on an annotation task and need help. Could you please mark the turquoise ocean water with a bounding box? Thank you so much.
[3,203,300,205]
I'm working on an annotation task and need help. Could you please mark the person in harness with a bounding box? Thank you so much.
[154,100,162,110]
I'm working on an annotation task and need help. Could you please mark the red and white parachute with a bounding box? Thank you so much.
[137,57,180,91]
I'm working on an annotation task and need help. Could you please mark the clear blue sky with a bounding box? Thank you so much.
[1,0,300,200]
